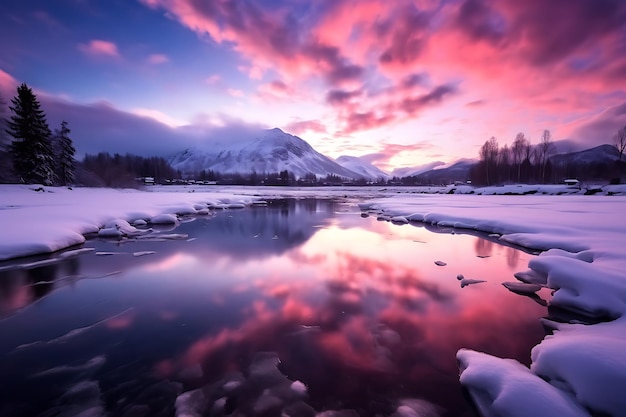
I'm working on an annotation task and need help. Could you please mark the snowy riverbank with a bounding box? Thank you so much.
[358,194,626,417]
[2,184,626,416]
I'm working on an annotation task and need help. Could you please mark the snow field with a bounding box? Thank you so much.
[0,185,255,261]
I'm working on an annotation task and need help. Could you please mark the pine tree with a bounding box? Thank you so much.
[52,120,76,186]
[6,83,56,185]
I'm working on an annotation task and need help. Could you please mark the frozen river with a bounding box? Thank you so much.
[0,198,549,417]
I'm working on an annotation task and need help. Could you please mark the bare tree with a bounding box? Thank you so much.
[479,136,499,185]
[536,129,555,183]
[511,132,529,182]
[498,144,511,182]
[615,125,626,162]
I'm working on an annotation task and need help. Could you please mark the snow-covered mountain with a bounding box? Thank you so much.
[169,128,362,179]
[410,159,476,184]
[334,155,390,180]
[549,144,620,166]
[391,161,446,178]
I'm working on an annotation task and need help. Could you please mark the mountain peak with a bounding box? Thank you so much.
[169,128,363,179]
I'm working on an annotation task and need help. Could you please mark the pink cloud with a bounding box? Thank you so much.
[0,69,19,98]
[285,119,328,135]
[227,88,244,98]
[205,74,221,85]
[78,39,120,58]
[148,53,169,64]
[138,0,626,144]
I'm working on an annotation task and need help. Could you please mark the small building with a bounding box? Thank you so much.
[564,178,580,187]
[143,177,155,185]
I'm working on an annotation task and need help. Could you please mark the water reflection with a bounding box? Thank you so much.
[0,199,545,417]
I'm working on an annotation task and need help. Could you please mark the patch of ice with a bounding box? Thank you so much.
[513,268,547,285]
[502,282,542,294]
[290,380,307,395]
[394,399,441,417]
[391,216,409,224]
[175,388,207,417]
[132,219,147,226]
[133,251,155,257]
[223,380,242,391]
[150,213,179,224]
[460,278,486,288]
[58,247,95,258]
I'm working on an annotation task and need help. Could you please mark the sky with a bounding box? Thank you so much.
[1,0,626,171]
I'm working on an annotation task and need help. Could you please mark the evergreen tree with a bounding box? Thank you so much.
[6,83,55,185]
[52,120,76,186]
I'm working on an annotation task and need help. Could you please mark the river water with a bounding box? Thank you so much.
[0,199,548,417]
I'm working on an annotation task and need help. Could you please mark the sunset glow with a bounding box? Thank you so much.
[2,0,625,169]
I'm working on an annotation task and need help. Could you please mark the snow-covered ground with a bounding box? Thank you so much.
[2,183,626,416]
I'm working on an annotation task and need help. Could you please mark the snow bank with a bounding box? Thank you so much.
[358,193,626,416]
[0,185,255,261]
[457,349,590,417]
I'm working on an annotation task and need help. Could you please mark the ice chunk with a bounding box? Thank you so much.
[150,213,179,224]
[531,319,626,416]
[460,278,486,288]
[502,281,542,294]
[58,247,95,258]
[391,216,409,224]
[175,388,207,417]
[132,219,147,226]
[253,389,283,413]
[97,227,123,238]
[393,399,441,417]
[133,251,155,257]
[457,349,590,417]
[223,380,242,391]
[456,274,464,281]
[290,380,307,396]
[434,261,447,266]
[98,218,150,238]
[514,268,547,285]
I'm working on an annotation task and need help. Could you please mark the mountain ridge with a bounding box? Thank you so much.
[169,128,363,179]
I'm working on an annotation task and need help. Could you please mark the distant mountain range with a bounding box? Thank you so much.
[169,128,359,179]
[549,144,619,166]
[334,155,390,179]
[168,128,620,182]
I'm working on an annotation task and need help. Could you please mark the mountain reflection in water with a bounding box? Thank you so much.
[0,199,545,417]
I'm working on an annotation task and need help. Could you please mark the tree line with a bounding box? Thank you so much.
[471,128,626,186]
[1,83,76,186]
[80,152,177,188]
[0,83,179,188]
